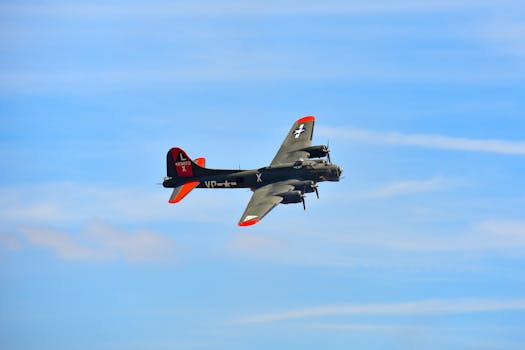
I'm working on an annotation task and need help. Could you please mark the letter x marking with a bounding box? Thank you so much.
[256,173,263,183]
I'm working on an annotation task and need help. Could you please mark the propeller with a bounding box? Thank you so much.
[324,141,331,164]
[302,182,320,199]
[311,182,320,199]
[300,181,320,211]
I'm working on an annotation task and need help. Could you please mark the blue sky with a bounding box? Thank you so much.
[1,1,525,349]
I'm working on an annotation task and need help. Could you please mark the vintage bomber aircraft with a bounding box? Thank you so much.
[162,116,343,226]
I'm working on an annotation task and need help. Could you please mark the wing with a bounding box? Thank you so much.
[238,181,295,226]
[270,116,315,167]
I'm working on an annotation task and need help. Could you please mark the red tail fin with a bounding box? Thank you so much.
[167,148,197,178]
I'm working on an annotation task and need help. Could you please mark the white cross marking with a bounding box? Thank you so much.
[256,173,263,183]
[293,124,306,139]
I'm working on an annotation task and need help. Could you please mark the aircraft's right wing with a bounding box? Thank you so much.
[238,181,295,226]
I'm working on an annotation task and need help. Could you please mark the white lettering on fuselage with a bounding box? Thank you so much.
[256,173,263,183]
[293,124,306,139]
[205,180,238,188]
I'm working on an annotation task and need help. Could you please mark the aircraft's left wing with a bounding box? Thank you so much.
[238,181,295,226]
[270,116,315,167]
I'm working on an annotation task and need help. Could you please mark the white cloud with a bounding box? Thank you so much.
[0,182,242,225]
[20,226,93,260]
[2,55,522,94]
[325,219,525,253]
[229,234,287,252]
[233,298,525,324]
[18,221,176,262]
[0,1,507,18]
[221,218,525,269]
[2,1,524,95]
[0,233,22,250]
[319,126,525,155]
[362,177,457,198]
[480,20,525,59]
[228,234,289,261]
[476,220,525,240]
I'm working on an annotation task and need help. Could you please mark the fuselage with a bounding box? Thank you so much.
[163,160,342,190]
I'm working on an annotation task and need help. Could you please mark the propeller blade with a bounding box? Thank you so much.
[302,196,306,210]
[314,186,319,199]
[326,140,332,164]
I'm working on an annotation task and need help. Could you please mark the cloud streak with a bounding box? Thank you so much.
[18,221,176,262]
[362,177,457,198]
[481,19,525,59]
[0,233,22,250]
[234,298,525,324]
[0,182,242,225]
[223,219,525,269]
[319,126,525,155]
[326,219,525,253]
[0,1,506,18]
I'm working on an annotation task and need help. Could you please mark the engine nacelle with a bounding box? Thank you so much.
[292,181,316,193]
[302,145,329,159]
[280,190,304,204]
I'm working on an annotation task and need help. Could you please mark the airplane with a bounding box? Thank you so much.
[162,116,343,226]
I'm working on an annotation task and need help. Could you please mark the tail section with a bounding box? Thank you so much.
[166,147,229,181]
[164,147,241,203]
[165,148,208,203]
[167,147,204,178]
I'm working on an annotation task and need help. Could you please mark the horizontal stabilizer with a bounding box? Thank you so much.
[169,181,200,204]
[194,157,206,167]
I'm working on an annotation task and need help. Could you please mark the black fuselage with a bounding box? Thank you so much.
[163,161,342,190]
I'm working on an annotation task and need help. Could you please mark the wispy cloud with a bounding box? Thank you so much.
[222,218,525,269]
[234,298,525,324]
[18,221,176,262]
[305,322,525,334]
[326,219,525,253]
[476,220,525,240]
[0,182,242,225]
[229,235,288,253]
[319,126,525,155]
[480,19,525,59]
[20,226,93,260]
[2,1,524,95]
[362,177,457,198]
[0,1,506,18]
[0,233,21,251]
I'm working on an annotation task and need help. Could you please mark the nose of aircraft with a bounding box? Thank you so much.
[338,166,343,177]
